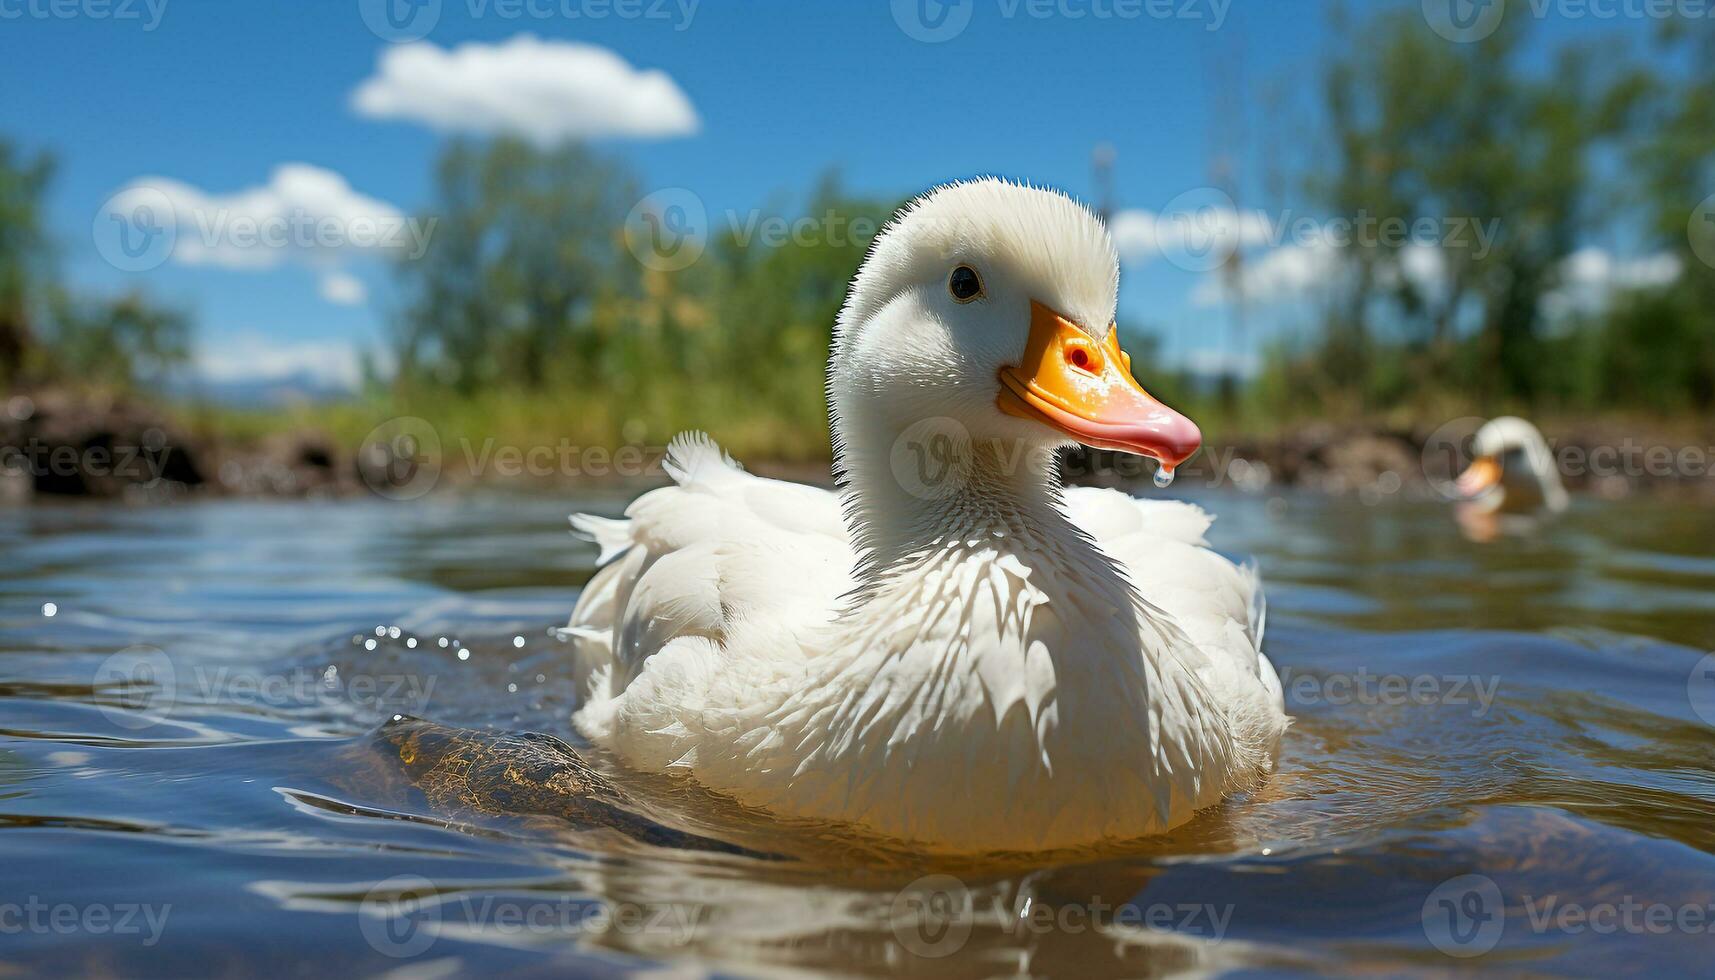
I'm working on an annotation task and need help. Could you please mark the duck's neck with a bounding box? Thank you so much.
[834,418,1085,585]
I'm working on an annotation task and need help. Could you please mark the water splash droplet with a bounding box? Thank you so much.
[1153,465,1176,489]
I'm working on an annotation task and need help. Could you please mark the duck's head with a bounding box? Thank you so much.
[1455,416,1567,514]
[829,179,1200,477]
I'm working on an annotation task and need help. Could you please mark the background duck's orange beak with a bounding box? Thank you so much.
[1456,455,1502,497]
[997,301,1202,468]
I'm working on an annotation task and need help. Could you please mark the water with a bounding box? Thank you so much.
[2,489,1712,977]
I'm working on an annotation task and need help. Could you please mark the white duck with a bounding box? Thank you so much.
[561,179,1287,854]
[1455,416,1569,516]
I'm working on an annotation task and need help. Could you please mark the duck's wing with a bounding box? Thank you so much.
[1062,486,1281,707]
[559,433,854,699]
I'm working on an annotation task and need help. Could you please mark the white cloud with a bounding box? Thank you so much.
[1544,247,1681,320]
[1183,348,1260,378]
[1561,246,1681,290]
[1112,206,1273,266]
[196,332,365,388]
[1191,240,1342,307]
[1192,241,1456,309]
[1396,243,1449,295]
[126,163,420,270]
[351,35,699,144]
[318,270,368,306]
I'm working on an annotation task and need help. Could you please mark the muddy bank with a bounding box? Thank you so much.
[1072,420,1715,503]
[0,390,355,504]
[3,390,1710,504]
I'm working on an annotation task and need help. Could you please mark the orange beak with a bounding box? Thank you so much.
[1456,455,1501,497]
[997,301,1201,468]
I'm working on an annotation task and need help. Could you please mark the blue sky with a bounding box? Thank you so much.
[0,0,1668,387]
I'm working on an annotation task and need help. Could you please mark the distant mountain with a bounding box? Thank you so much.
[164,370,357,408]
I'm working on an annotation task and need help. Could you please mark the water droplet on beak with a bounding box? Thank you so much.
[1153,465,1176,489]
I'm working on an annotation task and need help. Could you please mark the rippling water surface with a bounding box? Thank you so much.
[2,488,1712,977]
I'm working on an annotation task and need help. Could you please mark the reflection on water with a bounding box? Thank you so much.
[1,490,1711,976]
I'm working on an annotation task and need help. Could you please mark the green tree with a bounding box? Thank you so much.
[701,174,894,427]
[40,289,190,386]
[1305,7,1643,409]
[0,142,55,378]
[0,137,189,388]
[1615,22,1715,409]
[392,138,639,392]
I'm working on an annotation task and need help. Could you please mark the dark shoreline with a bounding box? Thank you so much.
[4,389,1712,506]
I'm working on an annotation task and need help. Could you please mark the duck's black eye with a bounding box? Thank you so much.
[948,265,983,302]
